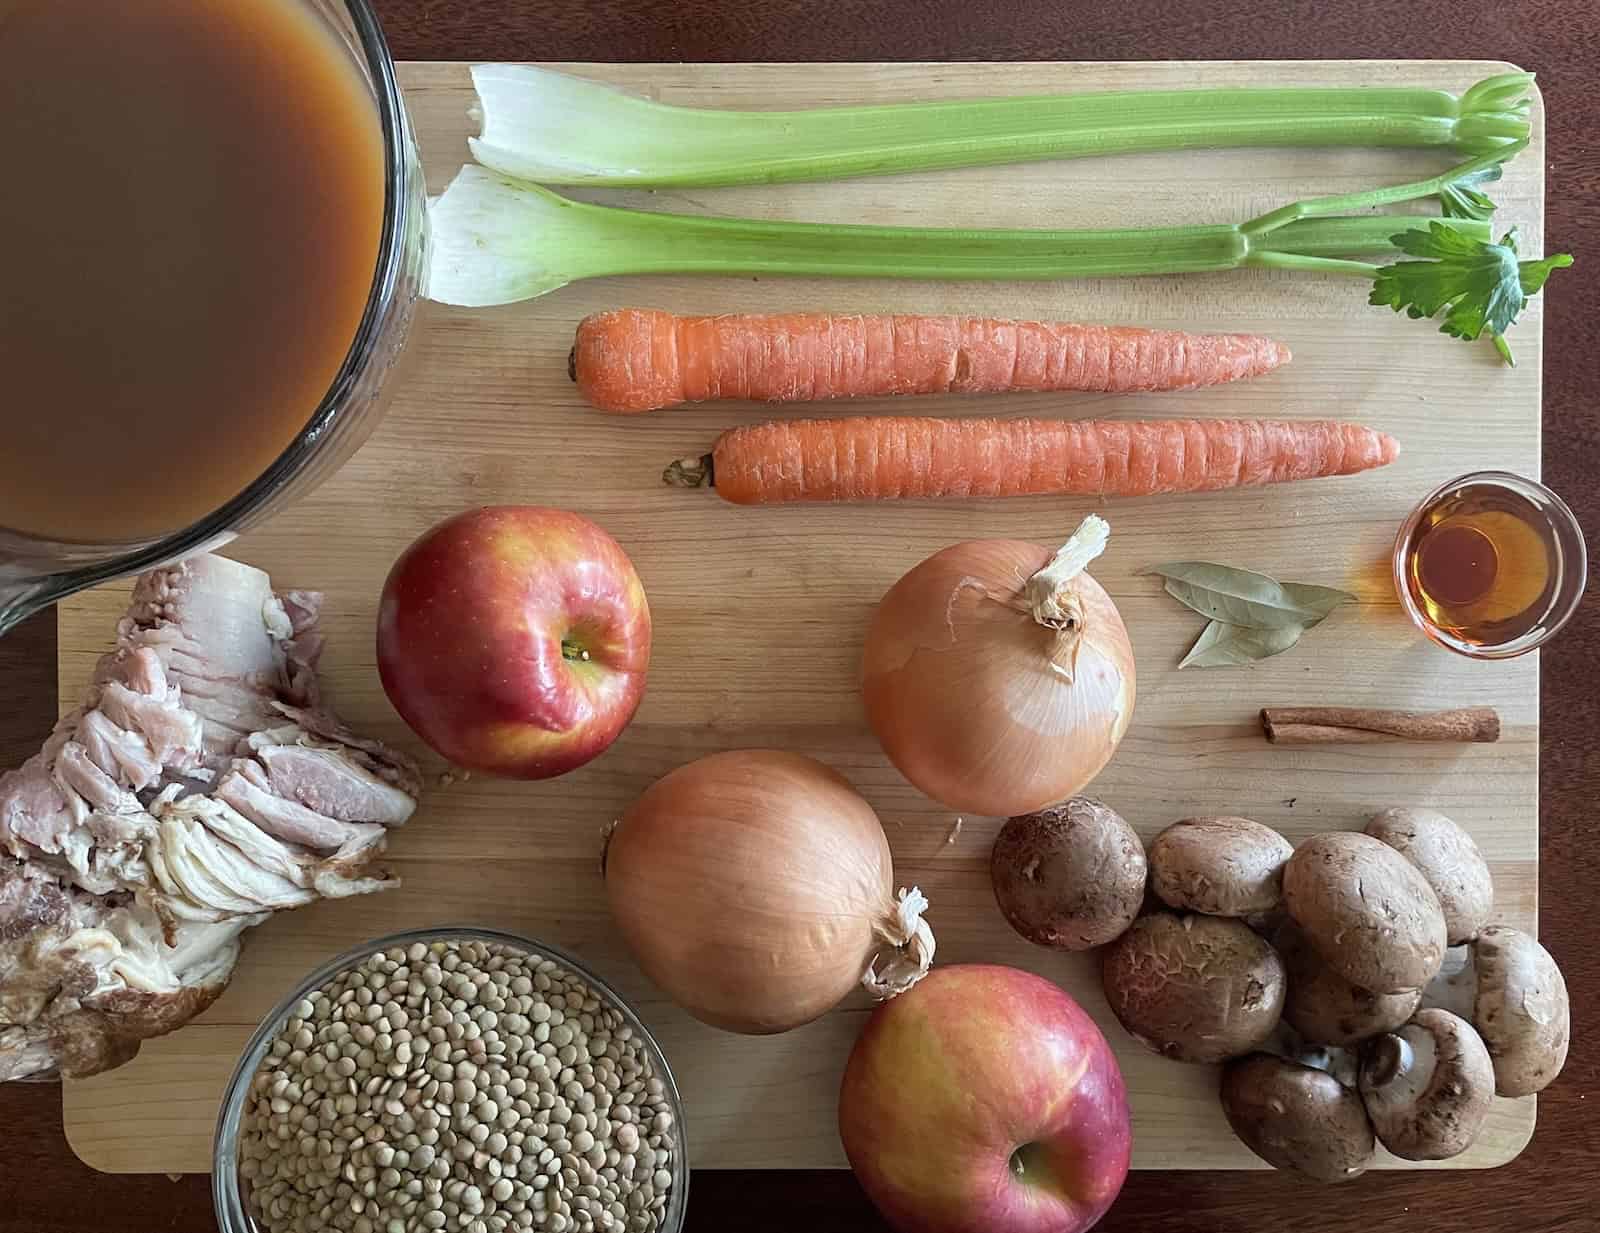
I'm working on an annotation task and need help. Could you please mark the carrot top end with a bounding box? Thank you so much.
[663,455,715,490]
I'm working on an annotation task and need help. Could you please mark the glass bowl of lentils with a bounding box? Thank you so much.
[213,927,687,1233]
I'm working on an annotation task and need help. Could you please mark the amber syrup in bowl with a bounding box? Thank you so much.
[1393,472,1587,659]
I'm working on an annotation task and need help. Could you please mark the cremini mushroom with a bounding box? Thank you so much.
[990,798,1147,950]
[1425,925,1570,1096]
[1100,911,1285,1064]
[1276,921,1422,1046]
[1221,1052,1375,1183]
[1283,831,1447,994]
[1148,816,1294,917]
[1359,1008,1495,1160]
[1365,808,1493,945]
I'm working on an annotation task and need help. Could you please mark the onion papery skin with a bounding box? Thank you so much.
[605,749,896,1034]
[863,539,1135,817]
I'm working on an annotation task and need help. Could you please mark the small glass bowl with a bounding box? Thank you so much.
[1392,470,1586,659]
[213,927,689,1233]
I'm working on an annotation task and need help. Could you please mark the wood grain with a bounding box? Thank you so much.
[53,59,1544,1175]
[2,2,1597,1231]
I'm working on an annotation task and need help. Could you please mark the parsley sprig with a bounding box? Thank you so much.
[1371,224,1572,365]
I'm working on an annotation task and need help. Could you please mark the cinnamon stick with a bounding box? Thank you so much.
[1260,706,1500,745]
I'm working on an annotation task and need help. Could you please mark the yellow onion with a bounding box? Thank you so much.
[862,516,1135,816]
[604,749,935,1034]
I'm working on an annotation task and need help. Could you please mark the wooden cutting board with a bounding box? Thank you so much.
[58,60,1546,1174]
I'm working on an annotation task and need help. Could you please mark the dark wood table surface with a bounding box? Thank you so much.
[3,2,1595,1230]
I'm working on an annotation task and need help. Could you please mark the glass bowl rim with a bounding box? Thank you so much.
[10,0,416,596]
[1391,468,1587,660]
[212,925,690,1233]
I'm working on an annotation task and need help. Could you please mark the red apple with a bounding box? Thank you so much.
[839,964,1130,1233]
[377,506,651,779]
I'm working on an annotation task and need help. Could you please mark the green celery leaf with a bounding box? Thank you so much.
[1437,166,1502,221]
[1520,251,1575,294]
[1388,220,1496,262]
[1370,223,1573,358]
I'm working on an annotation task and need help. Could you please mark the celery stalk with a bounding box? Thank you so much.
[468,65,1535,188]
[426,148,1509,307]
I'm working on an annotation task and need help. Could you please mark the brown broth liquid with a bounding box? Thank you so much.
[0,0,385,543]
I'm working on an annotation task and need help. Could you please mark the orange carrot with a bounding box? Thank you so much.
[575,309,1290,413]
[665,416,1400,505]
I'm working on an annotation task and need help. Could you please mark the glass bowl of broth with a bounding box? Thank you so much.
[0,0,425,635]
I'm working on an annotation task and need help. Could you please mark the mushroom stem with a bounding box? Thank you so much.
[1362,1030,1424,1097]
[1359,1010,1494,1161]
[1298,1043,1361,1091]
[1262,1021,1359,1089]
[1421,945,1477,1019]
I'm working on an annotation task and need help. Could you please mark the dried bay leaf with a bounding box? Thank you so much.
[1279,580,1359,617]
[1147,562,1355,629]
[1149,560,1355,668]
[1178,618,1322,669]
[1160,575,1309,628]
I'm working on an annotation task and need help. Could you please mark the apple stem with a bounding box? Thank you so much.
[1009,1141,1053,1185]
[561,639,592,662]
